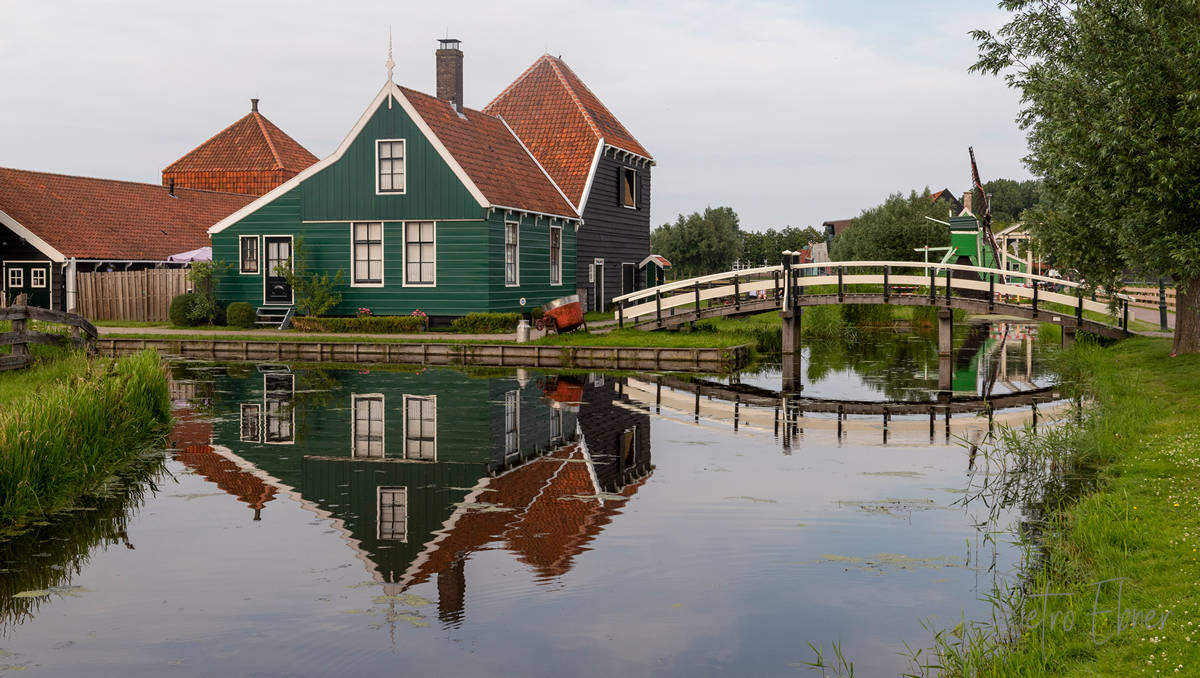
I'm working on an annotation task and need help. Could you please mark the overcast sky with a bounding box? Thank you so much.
[1,0,1029,231]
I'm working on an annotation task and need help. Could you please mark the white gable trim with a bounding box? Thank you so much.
[0,208,67,262]
[209,82,489,235]
[496,114,580,218]
[577,137,605,212]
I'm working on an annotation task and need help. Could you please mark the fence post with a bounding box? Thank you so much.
[1123,299,1130,331]
[655,291,662,324]
[945,268,952,306]
[1032,280,1039,318]
[733,274,740,310]
[694,282,701,317]
[618,300,625,330]
[772,270,780,303]
[1076,290,1084,324]
[837,266,844,303]
[929,268,936,304]
[883,265,890,303]
[988,275,995,313]
[1160,278,1169,331]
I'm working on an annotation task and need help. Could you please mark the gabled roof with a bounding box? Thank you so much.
[209,82,577,235]
[399,87,577,218]
[484,55,652,208]
[163,109,318,174]
[0,167,254,261]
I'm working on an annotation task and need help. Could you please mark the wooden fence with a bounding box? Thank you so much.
[1122,285,1176,313]
[77,269,189,322]
[1,305,98,371]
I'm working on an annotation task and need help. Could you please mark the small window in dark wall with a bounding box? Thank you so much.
[620,167,637,208]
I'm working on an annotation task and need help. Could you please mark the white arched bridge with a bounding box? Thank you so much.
[611,261,1134,341]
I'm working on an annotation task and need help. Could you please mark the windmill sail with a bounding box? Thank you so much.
[969,146,1004,271]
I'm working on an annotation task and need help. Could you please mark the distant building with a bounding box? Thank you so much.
[162,100,318,197]
[822,219,853,242]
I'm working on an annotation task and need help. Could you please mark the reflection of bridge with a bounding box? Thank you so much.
[612,261,1133,344]
[619,375,1069,448]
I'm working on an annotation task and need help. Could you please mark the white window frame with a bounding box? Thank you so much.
[351,393,386,459]
[29,268,46,288]
[402,221,436,287]
[622,167,637,209]
[402,394,437,461]
[504,221,520,287]
[239,403,262,443]
[504,390,520,459]
[375,139,407,195]
[549,225,562,286]
[7,268,23,289]
[377,486,408,542]
[239,235,260,275]
[350,222,385,288]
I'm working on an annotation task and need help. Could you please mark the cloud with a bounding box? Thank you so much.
[0,0,1029,231]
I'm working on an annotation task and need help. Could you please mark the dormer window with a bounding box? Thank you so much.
[377,139,406,193]
[621,167,637,208]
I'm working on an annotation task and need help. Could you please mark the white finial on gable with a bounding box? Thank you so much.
[385,26,395,82]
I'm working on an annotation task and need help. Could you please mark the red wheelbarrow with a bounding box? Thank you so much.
[535,294,587,334]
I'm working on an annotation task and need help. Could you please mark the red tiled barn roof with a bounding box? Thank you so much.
[484,55,652,207]
[400,87,578,218]
[162,108,318,196]
[0,167,253,260]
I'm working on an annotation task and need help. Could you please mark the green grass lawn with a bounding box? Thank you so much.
[907,337,1200,676]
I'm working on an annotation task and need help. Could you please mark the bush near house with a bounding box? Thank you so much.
[226,302,256,329]
[449,312,522,334]
[290,316,426,334]
[169,293,200,327]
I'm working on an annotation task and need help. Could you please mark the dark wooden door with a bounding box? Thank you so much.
[3,261,52,308]
[621,262,636,296]
[264,237,292,305]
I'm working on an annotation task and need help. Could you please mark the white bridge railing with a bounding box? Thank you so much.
[611,260,1133,332]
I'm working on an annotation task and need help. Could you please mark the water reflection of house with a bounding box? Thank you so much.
[170,407,277,519]
[181,367,651,625]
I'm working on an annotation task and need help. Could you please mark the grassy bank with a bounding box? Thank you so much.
[909,338,1200,676]
[0,350,171,531]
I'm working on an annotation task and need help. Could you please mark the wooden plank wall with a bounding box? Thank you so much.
[77,269,189,321]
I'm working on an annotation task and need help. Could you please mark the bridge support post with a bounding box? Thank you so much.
[937,307,953,357]
[1062,324,1076,349]
[938,355,953,398]
[781,309,802,356]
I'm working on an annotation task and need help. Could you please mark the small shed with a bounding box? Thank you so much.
[639,254,671,288]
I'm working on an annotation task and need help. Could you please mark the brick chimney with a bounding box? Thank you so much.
[962,190,973,215]
[436,38,464,114]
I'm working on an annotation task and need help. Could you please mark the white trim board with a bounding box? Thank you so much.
[577,137,605,212]
[210,82,490,236]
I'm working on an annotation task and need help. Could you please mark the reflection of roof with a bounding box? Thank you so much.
[171,409,277,513]
[485,55,651,207]
[407,442,646,587]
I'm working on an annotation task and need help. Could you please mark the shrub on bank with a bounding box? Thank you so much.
[169,293,199,327]
[0,350,171,529]
[291,315,426,333]
[450,312,522,334]
[227,302,256,329]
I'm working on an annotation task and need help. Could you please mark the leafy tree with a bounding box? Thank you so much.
[742,226,825,266]
[983,178,1041,225]
[186,261,229,325]
[831,189,950,262]
[972,0,1200,354]
[650,207,743,277]
[274,236,345,317]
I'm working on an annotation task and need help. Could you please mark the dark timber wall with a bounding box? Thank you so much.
[0,221,62,309]
[578,149,651,310]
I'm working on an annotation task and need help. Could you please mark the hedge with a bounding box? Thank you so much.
[449,312,522,334]
[291,315,426,334]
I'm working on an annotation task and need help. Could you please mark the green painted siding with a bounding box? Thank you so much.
[301,98,482,222]
[211,92,578,317]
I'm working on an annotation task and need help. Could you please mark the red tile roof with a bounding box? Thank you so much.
[400,87,578,218]
[162,109,318,196]
[0,167,254,260]
[484,55,652,207]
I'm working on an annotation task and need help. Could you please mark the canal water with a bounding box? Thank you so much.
[0,322,1062,676]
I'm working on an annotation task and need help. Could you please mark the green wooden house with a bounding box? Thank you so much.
[208,41,580,322]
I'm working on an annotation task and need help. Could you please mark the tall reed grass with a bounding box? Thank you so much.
[0,350,170,529]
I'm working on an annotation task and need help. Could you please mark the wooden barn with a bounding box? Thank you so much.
[486,55,654,312]
[208,40,580,321]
